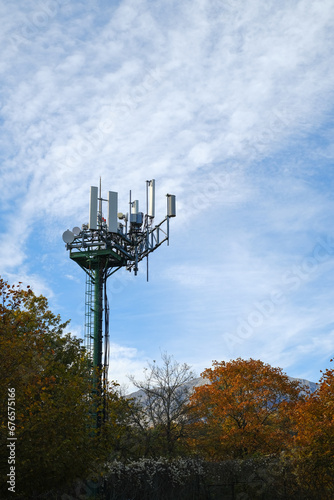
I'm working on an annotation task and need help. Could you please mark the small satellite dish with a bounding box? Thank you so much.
[62,230,75,244]
[72,226,81,236]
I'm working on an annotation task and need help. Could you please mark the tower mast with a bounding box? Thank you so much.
[62,179,176,429]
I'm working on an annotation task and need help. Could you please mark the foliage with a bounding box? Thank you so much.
[103,457,205,500]
[288,359,334,498]
[0,278,100,498]
[2,275,333,498]
[188,358,304,460]
[98,383,142,462]
[128,352,197,457]
[102,456,309,500]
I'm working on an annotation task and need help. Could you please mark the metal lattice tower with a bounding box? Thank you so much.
[62,179,176,429]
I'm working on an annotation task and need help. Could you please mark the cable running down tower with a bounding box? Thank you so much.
[62,179,176,428]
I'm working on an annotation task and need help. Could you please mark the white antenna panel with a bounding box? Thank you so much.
[167,194,176,217]
[148,179,155,217]
[108,191,118,233]
[89,186,98,230]
[131,200,139,214]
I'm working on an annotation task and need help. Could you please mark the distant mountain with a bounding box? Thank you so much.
[128,376,318,401]
[288,376,318,394]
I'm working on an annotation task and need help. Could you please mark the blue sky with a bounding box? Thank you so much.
[1,0,334,390]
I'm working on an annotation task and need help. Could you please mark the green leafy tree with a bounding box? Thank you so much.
[97,382,142,462]
[0,278,99,498]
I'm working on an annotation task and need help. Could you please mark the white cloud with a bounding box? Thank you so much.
[1,0,334,383]
[108,342,150,393]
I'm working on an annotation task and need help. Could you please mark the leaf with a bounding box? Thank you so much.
[188,358,304,460]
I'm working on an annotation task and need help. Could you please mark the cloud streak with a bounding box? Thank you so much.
[1,0,334,384]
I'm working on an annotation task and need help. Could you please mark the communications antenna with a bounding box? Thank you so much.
[62,179,176,428]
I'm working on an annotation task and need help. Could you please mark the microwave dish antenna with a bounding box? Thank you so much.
[62,178,176,430]
[62,229,75,244]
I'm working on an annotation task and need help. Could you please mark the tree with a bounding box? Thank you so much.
[0,278,100,498]
[188,358,304,460]
[288,361,334,498]
[99,382,142,462]
[128,352,197,457]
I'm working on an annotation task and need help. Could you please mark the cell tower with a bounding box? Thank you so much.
[62,179,176,428]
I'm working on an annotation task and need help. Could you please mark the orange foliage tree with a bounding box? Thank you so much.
[289,361,334,497]
[188,358,304,460]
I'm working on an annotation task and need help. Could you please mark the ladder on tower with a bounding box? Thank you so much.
[85,271,94,369]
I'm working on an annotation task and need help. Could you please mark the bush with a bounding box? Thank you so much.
[103,457,205,500]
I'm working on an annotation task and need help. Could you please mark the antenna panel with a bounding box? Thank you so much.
[89,186,98,230]
[131,200,139,214]
[167,194,176,217]
[108,191,118,233]
[148,179,155,217]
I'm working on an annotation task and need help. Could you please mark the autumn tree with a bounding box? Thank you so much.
[188,358,304,460]
[98,383,143,462]
[288,361,334,498]
[0,278,103,497]
[128,352,197,457]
